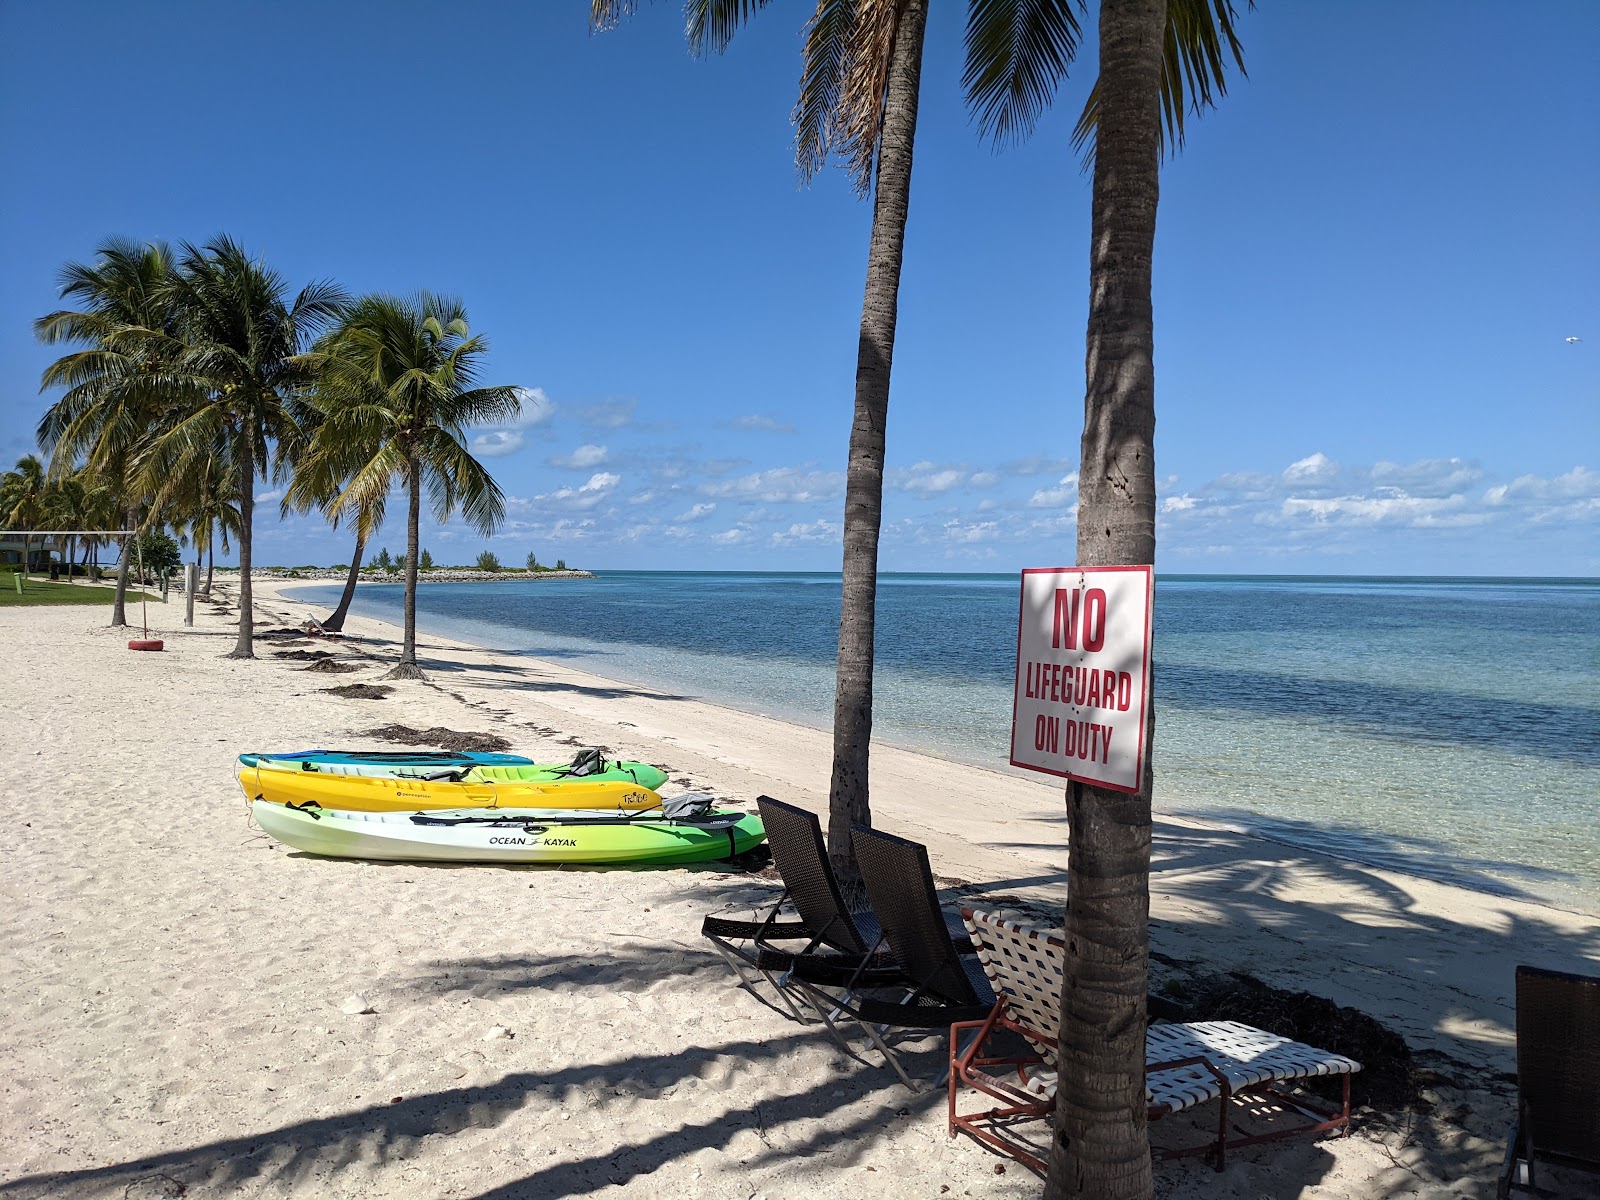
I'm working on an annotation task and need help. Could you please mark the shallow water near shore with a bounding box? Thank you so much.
[299,572,1600,912]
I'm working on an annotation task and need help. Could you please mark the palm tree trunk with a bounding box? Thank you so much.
[228,431,256,658]
[66,534,75,584]
[111,505,135,627]
[825,0,929,886]
[1042,1,1164,1198]
[386,453,425,679]
[204,534,214,596]
[324,531,366,632]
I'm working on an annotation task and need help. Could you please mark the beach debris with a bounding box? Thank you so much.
[322,684,394,700]
[483,1024,514,1041]
[303,659,360,674]
[341,993,377,1016]
[273,649,332,660]
[1153,969,1417,1109]
[123,1174,187,1198]
[356,724,512,752]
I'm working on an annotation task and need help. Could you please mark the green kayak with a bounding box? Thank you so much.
[237,748,670,791]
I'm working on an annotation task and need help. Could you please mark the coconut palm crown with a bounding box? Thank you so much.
[299,293,521,678]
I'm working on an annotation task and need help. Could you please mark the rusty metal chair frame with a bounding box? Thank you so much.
[951,907,1362,1175]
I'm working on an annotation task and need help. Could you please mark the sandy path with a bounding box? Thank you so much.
[1,579,1594,1199]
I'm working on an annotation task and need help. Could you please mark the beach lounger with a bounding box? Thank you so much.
[1498,964,1600,1197]
[700,796,968,1015]
[950,907,1362,1174]
[781,824,995,1089]
[700,795,884,1018]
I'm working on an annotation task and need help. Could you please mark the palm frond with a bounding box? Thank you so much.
[794,0,856,183]
[687,0,775,54]
[1070,0,1248,164]
[963,0,1085,147]
[833,0,901,194]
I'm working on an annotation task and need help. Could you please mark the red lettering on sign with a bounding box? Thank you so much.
[1082,588,1107,652]
[1052,589,1080,650]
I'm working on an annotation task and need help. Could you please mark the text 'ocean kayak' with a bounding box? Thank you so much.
[252,800,766,865]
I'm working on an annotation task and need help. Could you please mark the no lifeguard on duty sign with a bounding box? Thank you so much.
[1010,565,1153,793]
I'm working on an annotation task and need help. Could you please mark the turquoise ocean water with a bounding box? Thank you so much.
[297,573,1600,912]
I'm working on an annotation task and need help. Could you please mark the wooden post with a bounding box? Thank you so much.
[185,564,197,626]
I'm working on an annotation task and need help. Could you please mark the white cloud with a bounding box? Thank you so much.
[889,461,969,496]
[702,467,844,504]
[676,502,717,522]
[1027,473,1079,508]
[711,527,753,546]
[518,471,621,513]
[771,519,841,546]
[1279,492,1470,527]
[1162,495,1198,513]
[1282,452,1339,485]
[472,430,525,457]
[254,489,283,503]
[722,414,796,433]
[969,471,1000,489]
[1370,457,1483,496]
[1001,456,1077,478]
[943,519,998,545]
[575,397,669,431]
[550,443,609,470]
[470,386,556,457]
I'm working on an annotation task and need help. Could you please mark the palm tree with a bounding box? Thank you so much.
[594,1,1244,900]
[300,293,520,677]
[34,238,181,623]
[135,236,344,658]
[282,407,386,635]
[600,3,1244,1192]
[151,438,239,598]
[1,455,48,579]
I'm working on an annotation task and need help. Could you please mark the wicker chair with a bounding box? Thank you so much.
[951,907,1363,1174]
[1499,964,1600,1197]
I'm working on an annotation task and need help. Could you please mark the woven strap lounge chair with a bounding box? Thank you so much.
[950,908,1362,1174]
[1499,964,1600,1197]
[780,825,996,1089]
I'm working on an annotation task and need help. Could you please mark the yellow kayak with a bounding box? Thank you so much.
[239,760,661,813]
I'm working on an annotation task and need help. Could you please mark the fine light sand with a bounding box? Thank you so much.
[2,578,1596,1200]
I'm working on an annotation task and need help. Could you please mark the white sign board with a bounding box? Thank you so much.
[1010,565,1153,793]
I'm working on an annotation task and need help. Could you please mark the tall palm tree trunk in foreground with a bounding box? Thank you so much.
[323,532,366,632]
[1044,1,1164,1197]
[387,452,424,679]
[229,432,256,659]
[204,536,214,596]
[827,0,929,882]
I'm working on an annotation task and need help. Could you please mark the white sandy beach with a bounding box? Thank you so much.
[2,578,1596,1199]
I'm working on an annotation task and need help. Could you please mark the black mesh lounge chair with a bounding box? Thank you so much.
[700,796,884,1017]
[1499,964,1600,1197]
[787,824,996,1089]
[701,797,971,1004]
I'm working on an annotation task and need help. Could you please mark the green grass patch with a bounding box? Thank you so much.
[0,577,160,607]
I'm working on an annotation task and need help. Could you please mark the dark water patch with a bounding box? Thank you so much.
[1160,664,1600,767]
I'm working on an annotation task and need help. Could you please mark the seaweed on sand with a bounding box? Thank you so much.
[356,723,513,753]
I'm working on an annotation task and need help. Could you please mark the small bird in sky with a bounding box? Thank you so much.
[1567,336,1583,344]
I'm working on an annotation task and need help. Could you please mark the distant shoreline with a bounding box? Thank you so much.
[228,567,596,584]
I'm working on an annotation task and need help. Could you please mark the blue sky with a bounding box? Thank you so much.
[2,1,1595,575]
